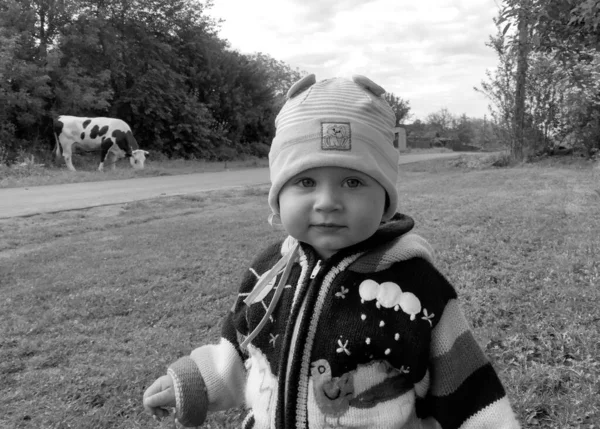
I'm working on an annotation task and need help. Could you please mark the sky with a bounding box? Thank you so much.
[208,0,502,122]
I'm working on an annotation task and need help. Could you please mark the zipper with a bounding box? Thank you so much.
[309,259,322,279]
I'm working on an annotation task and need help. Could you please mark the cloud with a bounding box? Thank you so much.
[209,0,500,119]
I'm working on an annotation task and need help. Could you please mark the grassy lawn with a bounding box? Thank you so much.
[0,156,270,189]
[1,158,599,428]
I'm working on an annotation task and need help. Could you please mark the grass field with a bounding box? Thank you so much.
[0,155,270,189]
[1,158,599,428]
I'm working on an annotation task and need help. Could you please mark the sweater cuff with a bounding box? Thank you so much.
[168,356,209,427]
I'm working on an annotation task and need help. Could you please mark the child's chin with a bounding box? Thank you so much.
[311,241,349,258]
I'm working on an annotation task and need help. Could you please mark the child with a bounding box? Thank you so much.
[143,75,520,428]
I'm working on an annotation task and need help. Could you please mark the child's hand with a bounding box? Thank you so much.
[143,375,177,420]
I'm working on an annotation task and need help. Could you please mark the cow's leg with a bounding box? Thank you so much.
[64,154,76,171]
[97,152,105,171]
[107,145,126,171]
[98,138,112,171]
[107,151,118,170]
[61,143,76,171]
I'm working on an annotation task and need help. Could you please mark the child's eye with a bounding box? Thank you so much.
[343,178,363,188]
[297,178,315,187]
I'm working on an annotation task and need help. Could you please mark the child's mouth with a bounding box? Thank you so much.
[312,223,345,230]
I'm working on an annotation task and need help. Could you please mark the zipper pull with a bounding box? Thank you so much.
[310,260,322,279]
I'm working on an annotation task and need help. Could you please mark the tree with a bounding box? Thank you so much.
[250,53,305,103]
[0,0,55,161]
[512,2,530,161]
[570,0,600,47]
[404,119,426,136]
[533,0,600,55]
[490,0,600,162]
[384,93,411,125]
[469,116,500,148]
[476,29,515,151]
[28,0,76,61]
[0,0,302,163]
[497,0,541,161]
[553,49,600,157]
[525,52,565,151]
[426,108,454,135]
[489,0,600,160]
[455,114,474,144]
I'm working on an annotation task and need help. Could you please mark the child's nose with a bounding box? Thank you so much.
[314,186,342,212]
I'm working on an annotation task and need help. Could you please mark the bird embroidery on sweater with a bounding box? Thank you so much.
[310,359,354,428]
[310,359,416,428]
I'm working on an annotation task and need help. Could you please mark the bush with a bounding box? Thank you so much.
[489,152,511,167]
[0,123,21,165]
[0,144,9,166]
[212,146,239,161]
[448,153,512,169]
[247,142,270,158]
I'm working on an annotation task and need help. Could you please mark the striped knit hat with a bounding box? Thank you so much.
[268,74,399,221]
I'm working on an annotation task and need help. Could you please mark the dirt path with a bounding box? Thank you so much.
[1,152,474,218]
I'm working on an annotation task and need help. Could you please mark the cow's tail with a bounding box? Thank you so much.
[53,118,63,160]
[53,133,62,159]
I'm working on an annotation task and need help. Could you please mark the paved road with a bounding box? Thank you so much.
[1,152,474,218]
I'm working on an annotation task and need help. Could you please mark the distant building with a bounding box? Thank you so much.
[407,130,437,149]
[393,126,407,151]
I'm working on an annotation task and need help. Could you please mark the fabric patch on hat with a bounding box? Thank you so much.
[321,122,351,151]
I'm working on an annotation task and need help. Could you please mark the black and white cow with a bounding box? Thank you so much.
[54,116,148,171]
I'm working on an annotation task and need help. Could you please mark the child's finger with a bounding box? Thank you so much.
[151,407,171,420]
[143,387,176,410]
[143,376,169,399]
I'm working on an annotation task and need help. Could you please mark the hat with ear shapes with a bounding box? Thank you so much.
[268,74,399,222]
[242,76,400,348]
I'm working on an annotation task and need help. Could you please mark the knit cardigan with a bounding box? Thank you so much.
[168,214,520,429]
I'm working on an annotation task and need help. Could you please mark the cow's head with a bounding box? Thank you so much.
[130,150,149,169]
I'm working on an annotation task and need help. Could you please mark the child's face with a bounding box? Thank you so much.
[279,166,386,259]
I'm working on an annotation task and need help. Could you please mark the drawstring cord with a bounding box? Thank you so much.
[241,243,300,349]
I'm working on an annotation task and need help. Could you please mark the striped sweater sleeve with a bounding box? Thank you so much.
[419,299,520,429]
[167,331,247,426]
[167,241,284,427]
